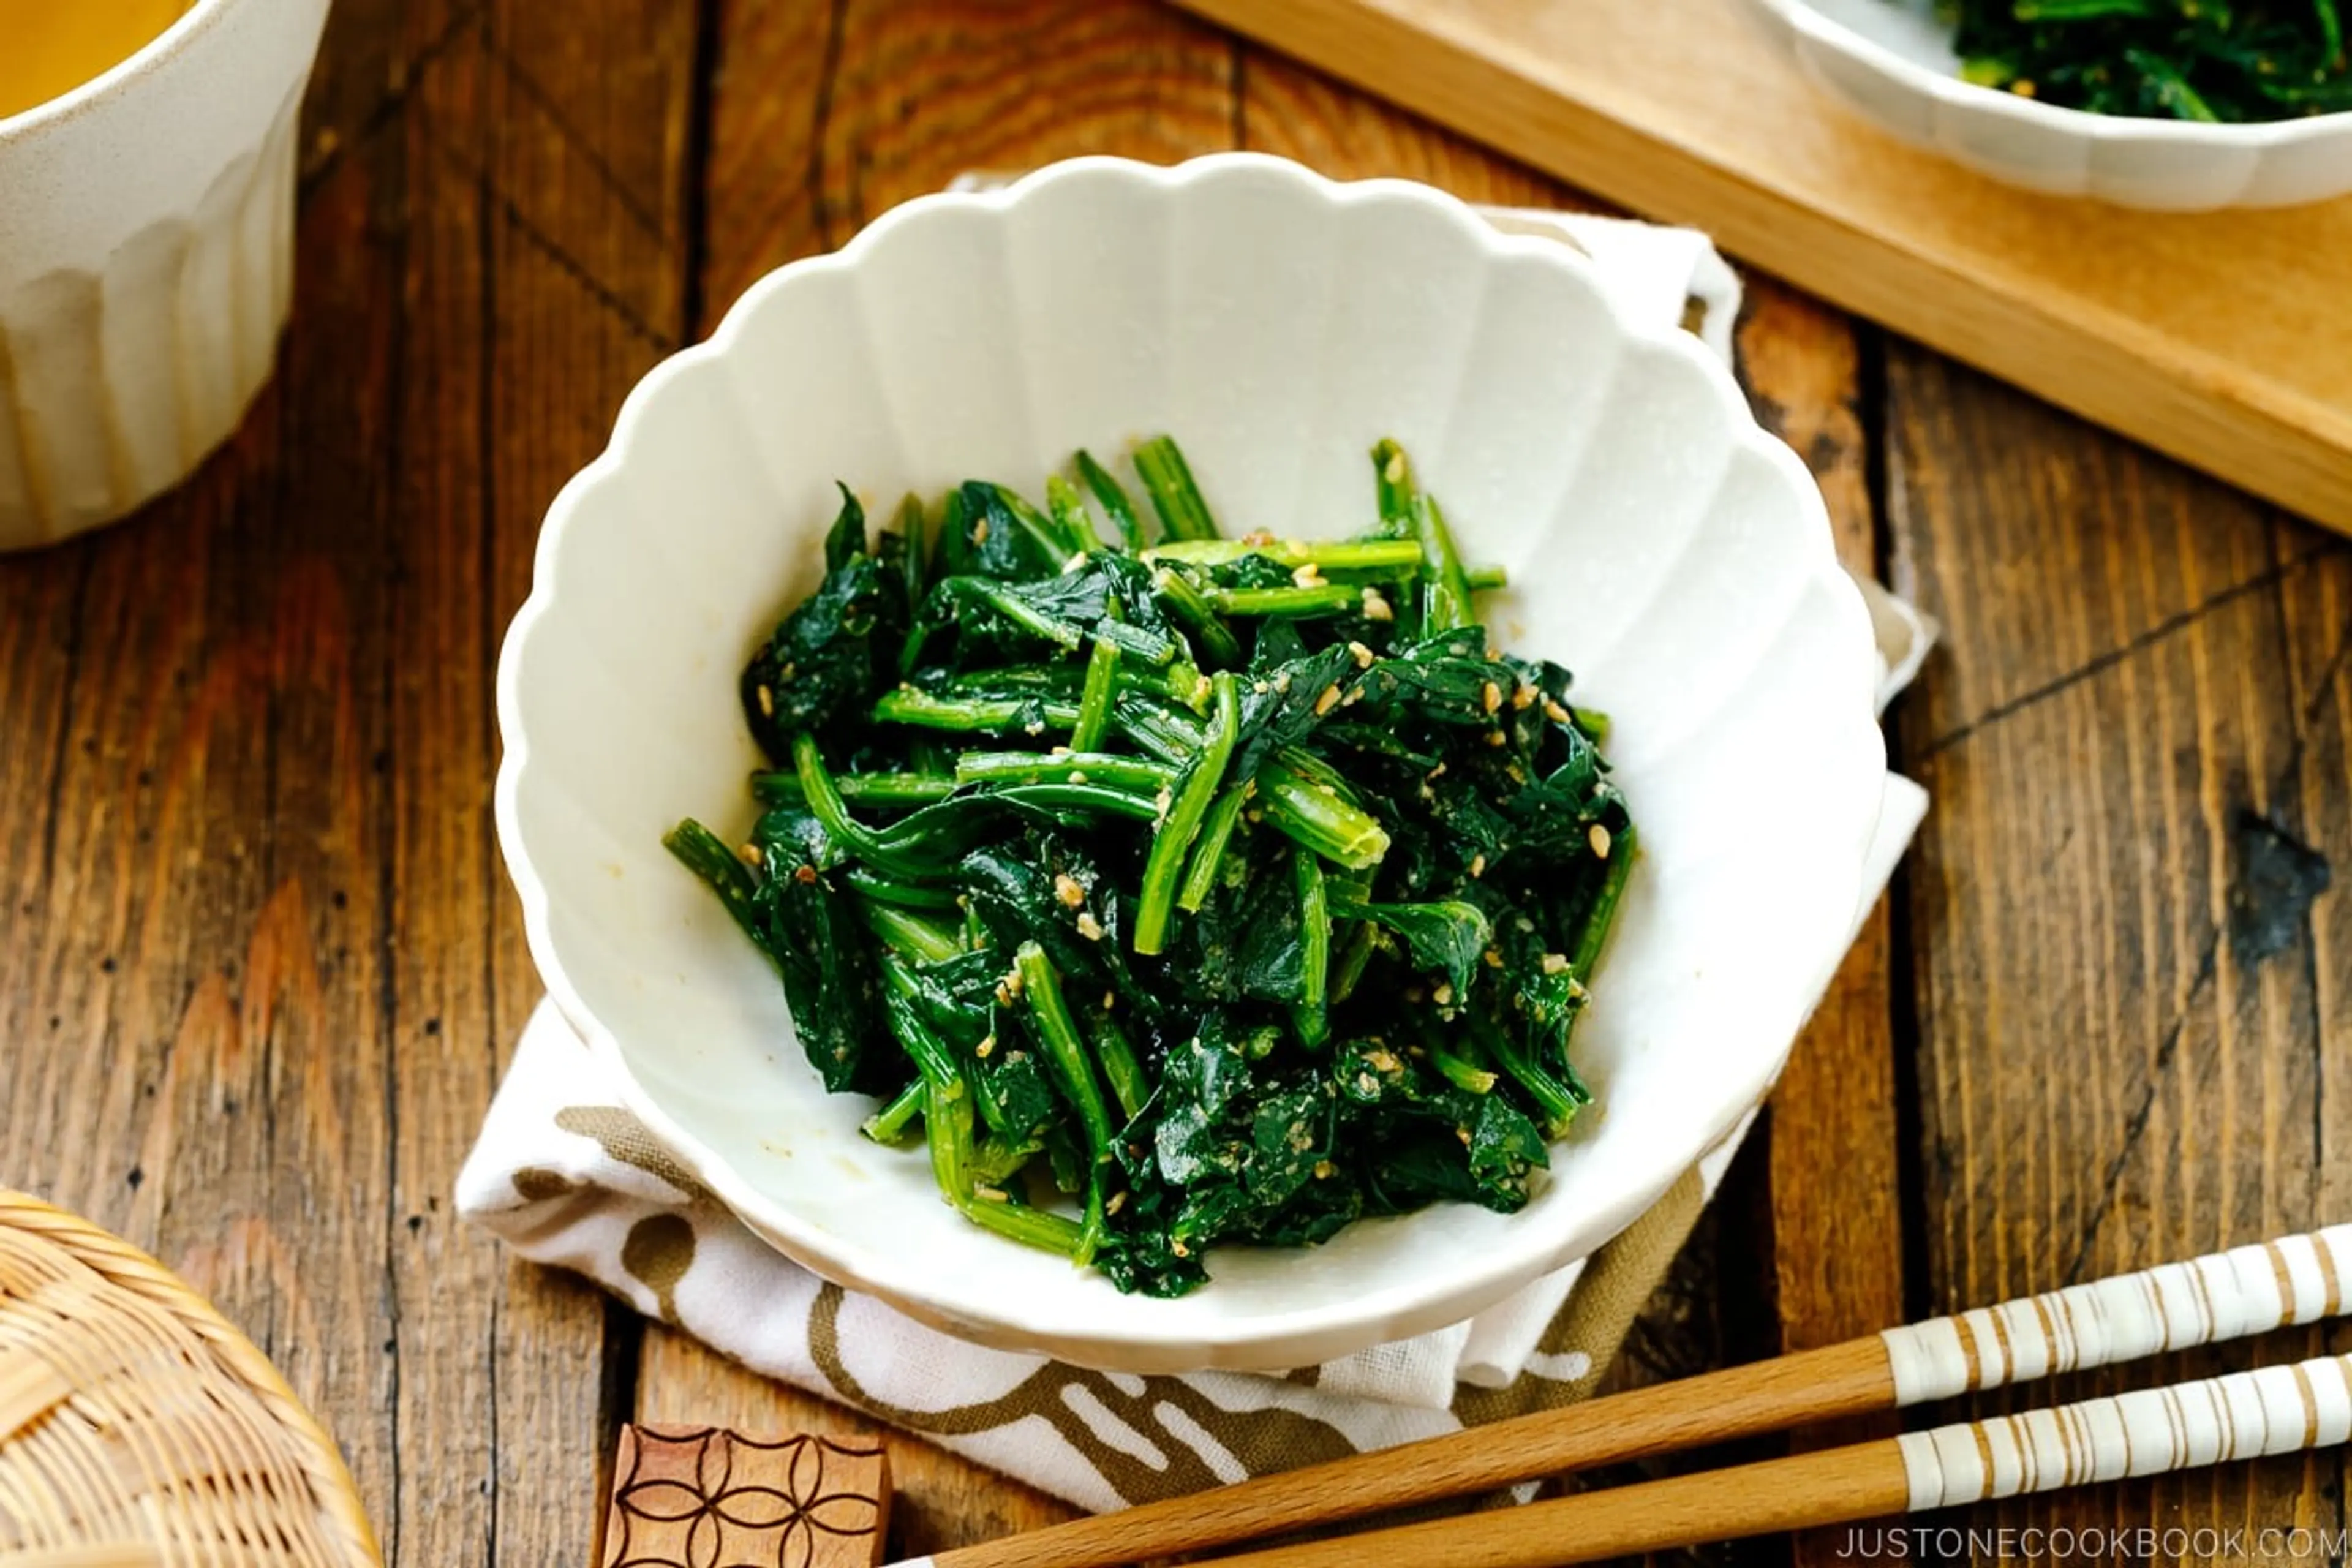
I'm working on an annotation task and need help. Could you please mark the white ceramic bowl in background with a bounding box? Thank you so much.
[1747,0,2352,209]
[496,154,1887,1373]
[0,0,331,551]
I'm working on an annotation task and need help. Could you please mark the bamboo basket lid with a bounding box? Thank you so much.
[0,1190,382,1568]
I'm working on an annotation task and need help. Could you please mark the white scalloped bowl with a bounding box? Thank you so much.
[496,154,1885,1373]
[1748,0,2352,209]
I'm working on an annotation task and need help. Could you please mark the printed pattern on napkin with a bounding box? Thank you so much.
[459,198,1935,1515]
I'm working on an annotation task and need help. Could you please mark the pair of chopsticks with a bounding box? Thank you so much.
[887,1226,2351,1568]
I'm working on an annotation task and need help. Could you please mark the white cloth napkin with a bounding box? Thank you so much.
[458,204,1933,1512]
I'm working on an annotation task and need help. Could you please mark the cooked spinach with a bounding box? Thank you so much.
[1940,0,2351,121]
[668,436,1636,1296]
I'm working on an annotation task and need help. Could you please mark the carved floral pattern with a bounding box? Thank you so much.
[605,1427,884,1568]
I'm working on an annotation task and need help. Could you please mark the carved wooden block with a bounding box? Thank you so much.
[603,1423,891,1568]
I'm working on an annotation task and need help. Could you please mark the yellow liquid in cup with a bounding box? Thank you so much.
[0,1,193,121]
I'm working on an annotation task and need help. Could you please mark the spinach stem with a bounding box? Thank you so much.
[927,1077,1084,1256]
[1294,847,1331,1048]
[1133,435,1221,541]
[1070,636,1121,753]
[859,900,962,964]
[950,576,1086,652]
[1133,671,1241,954]
[1146,538,1425,573]
[753,769,957,809]
[661,819,766,945]
[1202,583,1363,618]
[1150,567,1243,667]
[1014,941,1115,1263]
[1258,752,1390,870]
[1088,1008,1152,1123]
[1175,782,1251,913]
[956,749,1174,794]
[1045,473,1106,555]
[862,1077,926,1144]
[842,867,961,911]
[873,688,1082,734]
[1075,449,1148,550]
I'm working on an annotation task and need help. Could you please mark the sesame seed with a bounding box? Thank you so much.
[1273,670,1292,693]
[1541,952,1570,975]
[972,517,990,545]
[978,1033,998,1057]
[1512,685,1536,709]
[1543,698,1572,724]
[1314,684,1342,716]
[1589,823,1613,859]
[1292,562,1325,587]
[1106,1189,1129,1215]
[756,684,775,717]
[1484,948,1504,967]
[1469,853,1486,878]
[1076,911,1106,942]
[1482,681,1502,714]
[1486,729,1506,747]
[737,843,763,868]
[1055,873,1087,908]
[1361,588,1394,622]
[1433,983,1455,1006]
[1313,1159,1336,1180]
[1348,641,1375,669]
[974,1185,1009,1204]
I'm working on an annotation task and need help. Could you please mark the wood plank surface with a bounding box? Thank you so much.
[1887,347,2350,1564]
[1167,0,2352,540]
[1,2,2343,1567]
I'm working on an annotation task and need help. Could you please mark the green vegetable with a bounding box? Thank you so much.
[1941,0,2352,119]
[668,435,1634,1295]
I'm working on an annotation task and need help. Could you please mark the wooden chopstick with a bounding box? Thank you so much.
[884,1226,2350,1568]
[1197,1349,2352,1568]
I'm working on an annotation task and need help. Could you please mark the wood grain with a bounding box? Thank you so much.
[603,1424,890,1568]
[1168,0,2352,538]
[1887,342,2350,1562]
[1194,1441,1917,1568]
[1736,279,1910,1568]
[923,1339,1895,1568]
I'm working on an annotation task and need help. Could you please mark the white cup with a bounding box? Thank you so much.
[0,0,331,551]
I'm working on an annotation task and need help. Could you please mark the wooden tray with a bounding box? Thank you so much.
[1170,0,2352,537]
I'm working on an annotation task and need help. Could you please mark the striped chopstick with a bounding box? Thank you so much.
[888,1226,2350,1568]
[1198,1350,2352,1568]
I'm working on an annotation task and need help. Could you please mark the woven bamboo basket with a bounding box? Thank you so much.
[0,1190,382,1568]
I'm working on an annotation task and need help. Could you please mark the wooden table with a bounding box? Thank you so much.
[1,3,2343,1565]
